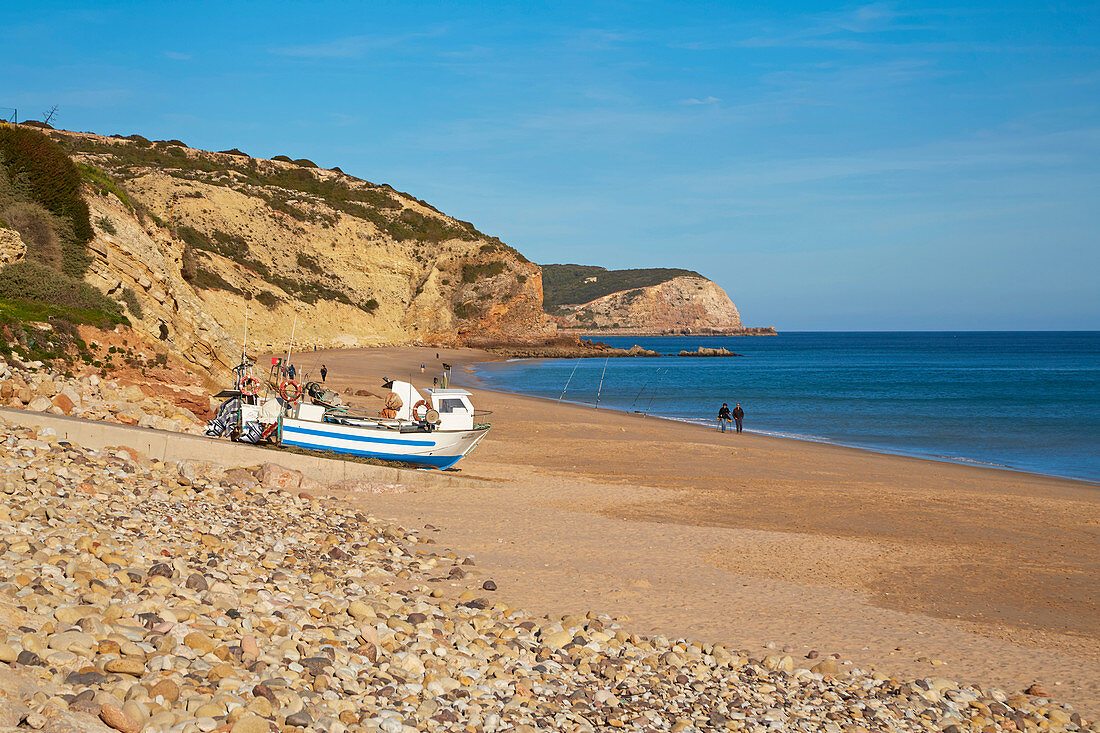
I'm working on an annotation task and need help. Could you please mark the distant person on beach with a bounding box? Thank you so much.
[320,364,327,383]
[420,363,425,373]
[717,403,732,432]
[287,363,296,380]
[732,403,744,433]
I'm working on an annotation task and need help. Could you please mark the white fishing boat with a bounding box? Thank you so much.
[206,364,490,470]
[280,380,489,469]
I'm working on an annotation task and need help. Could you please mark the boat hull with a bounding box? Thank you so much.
[279,417,489,470]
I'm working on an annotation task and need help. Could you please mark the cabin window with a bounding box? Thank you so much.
[437,398,467,413]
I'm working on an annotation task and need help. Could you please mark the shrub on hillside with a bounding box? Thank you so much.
[296,252,324,274]
[0,261,124,323]
[180,244,199,283]
[462,261,506,283]
[272,155,293,163]
[1,201,65,270]
[79,164,135,211]
[0,125,94,250]
[219,148,249,157]
[292,158,317,168]
[192,266,244,295]
[176,225,248,260]
[121,287,143,319]
[255,290,280,308]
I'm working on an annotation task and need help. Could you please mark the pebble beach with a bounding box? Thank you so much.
[0,417,1096,732]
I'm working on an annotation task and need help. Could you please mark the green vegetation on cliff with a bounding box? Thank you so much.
[0,127,126,357]
[0,125,93,276]
[541,264,702,311]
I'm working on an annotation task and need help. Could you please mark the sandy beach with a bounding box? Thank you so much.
[288,345,1100,715]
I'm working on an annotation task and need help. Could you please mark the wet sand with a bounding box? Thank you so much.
[289,346,1100,713]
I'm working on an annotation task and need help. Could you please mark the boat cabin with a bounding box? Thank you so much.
[383,381,476,430]
[425,388,476,431]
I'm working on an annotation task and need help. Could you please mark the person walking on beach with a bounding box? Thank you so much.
[320,364,328,383]
[287,363,296,381]
[732,403,744,433]
[717,403,732,432]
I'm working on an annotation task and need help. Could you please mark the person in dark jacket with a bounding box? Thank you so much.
[732,403,744,433]
[287,363,296,380]
[320,364,328,383]
[717,403,732,432]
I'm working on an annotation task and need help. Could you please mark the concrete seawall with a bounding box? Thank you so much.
[0,407,478,489]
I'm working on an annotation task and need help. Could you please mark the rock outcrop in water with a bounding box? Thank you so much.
[678,346,742,357]
[543,265,775,335]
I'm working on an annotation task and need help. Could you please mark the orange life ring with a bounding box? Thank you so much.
[278,379,302,402]
[412,399,430,420]
[239,376,260,396]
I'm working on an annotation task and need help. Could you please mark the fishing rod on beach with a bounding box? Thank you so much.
[594,357,610,409]
[558,362,580,401]
[643,366,671,417]
[631,367,667,411]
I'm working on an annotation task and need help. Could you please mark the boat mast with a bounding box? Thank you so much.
[594,357,609,409]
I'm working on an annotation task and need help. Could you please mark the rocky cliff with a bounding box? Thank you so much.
[549,268,771,334]
[37,130,554,376]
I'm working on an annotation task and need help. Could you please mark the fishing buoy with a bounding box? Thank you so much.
[278,379,302,402]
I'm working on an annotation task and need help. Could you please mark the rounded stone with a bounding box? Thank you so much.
[100,703,141,733]
[231,713,271,733]
[105,658,146,676]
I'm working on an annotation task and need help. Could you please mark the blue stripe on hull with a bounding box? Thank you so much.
[280,436,463,469]
[283,423,434,447]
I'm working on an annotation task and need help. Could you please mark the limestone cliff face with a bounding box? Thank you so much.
[556,275,744,333]
[0,227,26,265]
[49,130,553,377]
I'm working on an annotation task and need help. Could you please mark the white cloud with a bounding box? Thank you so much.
[681,96,720,105]
[164,51,191,61]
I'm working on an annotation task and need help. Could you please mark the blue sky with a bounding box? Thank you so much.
[3,1,1098,329]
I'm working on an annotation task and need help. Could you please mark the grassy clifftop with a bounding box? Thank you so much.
[541,263,702,311]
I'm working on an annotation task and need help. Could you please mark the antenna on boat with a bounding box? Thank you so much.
[242,300,249,363]
[594,356,609,409]
[558,362,579,401]
[285,309,298,375]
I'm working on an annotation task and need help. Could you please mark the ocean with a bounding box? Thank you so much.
[470,332,1100,483]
